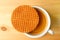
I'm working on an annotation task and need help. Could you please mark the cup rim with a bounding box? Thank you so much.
[24,6,51,38]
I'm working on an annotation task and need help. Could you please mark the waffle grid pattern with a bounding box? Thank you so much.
[11,5,39,33]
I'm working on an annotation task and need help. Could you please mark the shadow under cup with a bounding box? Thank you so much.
[27,7,47,36]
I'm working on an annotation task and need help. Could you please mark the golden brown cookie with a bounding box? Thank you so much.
[11,5,39,33]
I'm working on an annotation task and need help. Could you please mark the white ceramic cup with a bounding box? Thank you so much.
[24,6,54,38]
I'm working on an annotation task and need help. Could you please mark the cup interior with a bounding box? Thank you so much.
[24,6,51,38]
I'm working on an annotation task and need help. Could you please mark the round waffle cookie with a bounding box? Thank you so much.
[11,5,39,33]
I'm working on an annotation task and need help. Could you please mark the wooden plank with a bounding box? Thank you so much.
[0,0,60,40]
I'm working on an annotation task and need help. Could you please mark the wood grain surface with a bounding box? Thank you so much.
[0,0,60,40]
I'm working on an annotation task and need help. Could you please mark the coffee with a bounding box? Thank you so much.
[28,8,47,35]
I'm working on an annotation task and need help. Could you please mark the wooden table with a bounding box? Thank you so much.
[0,0,60,40]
